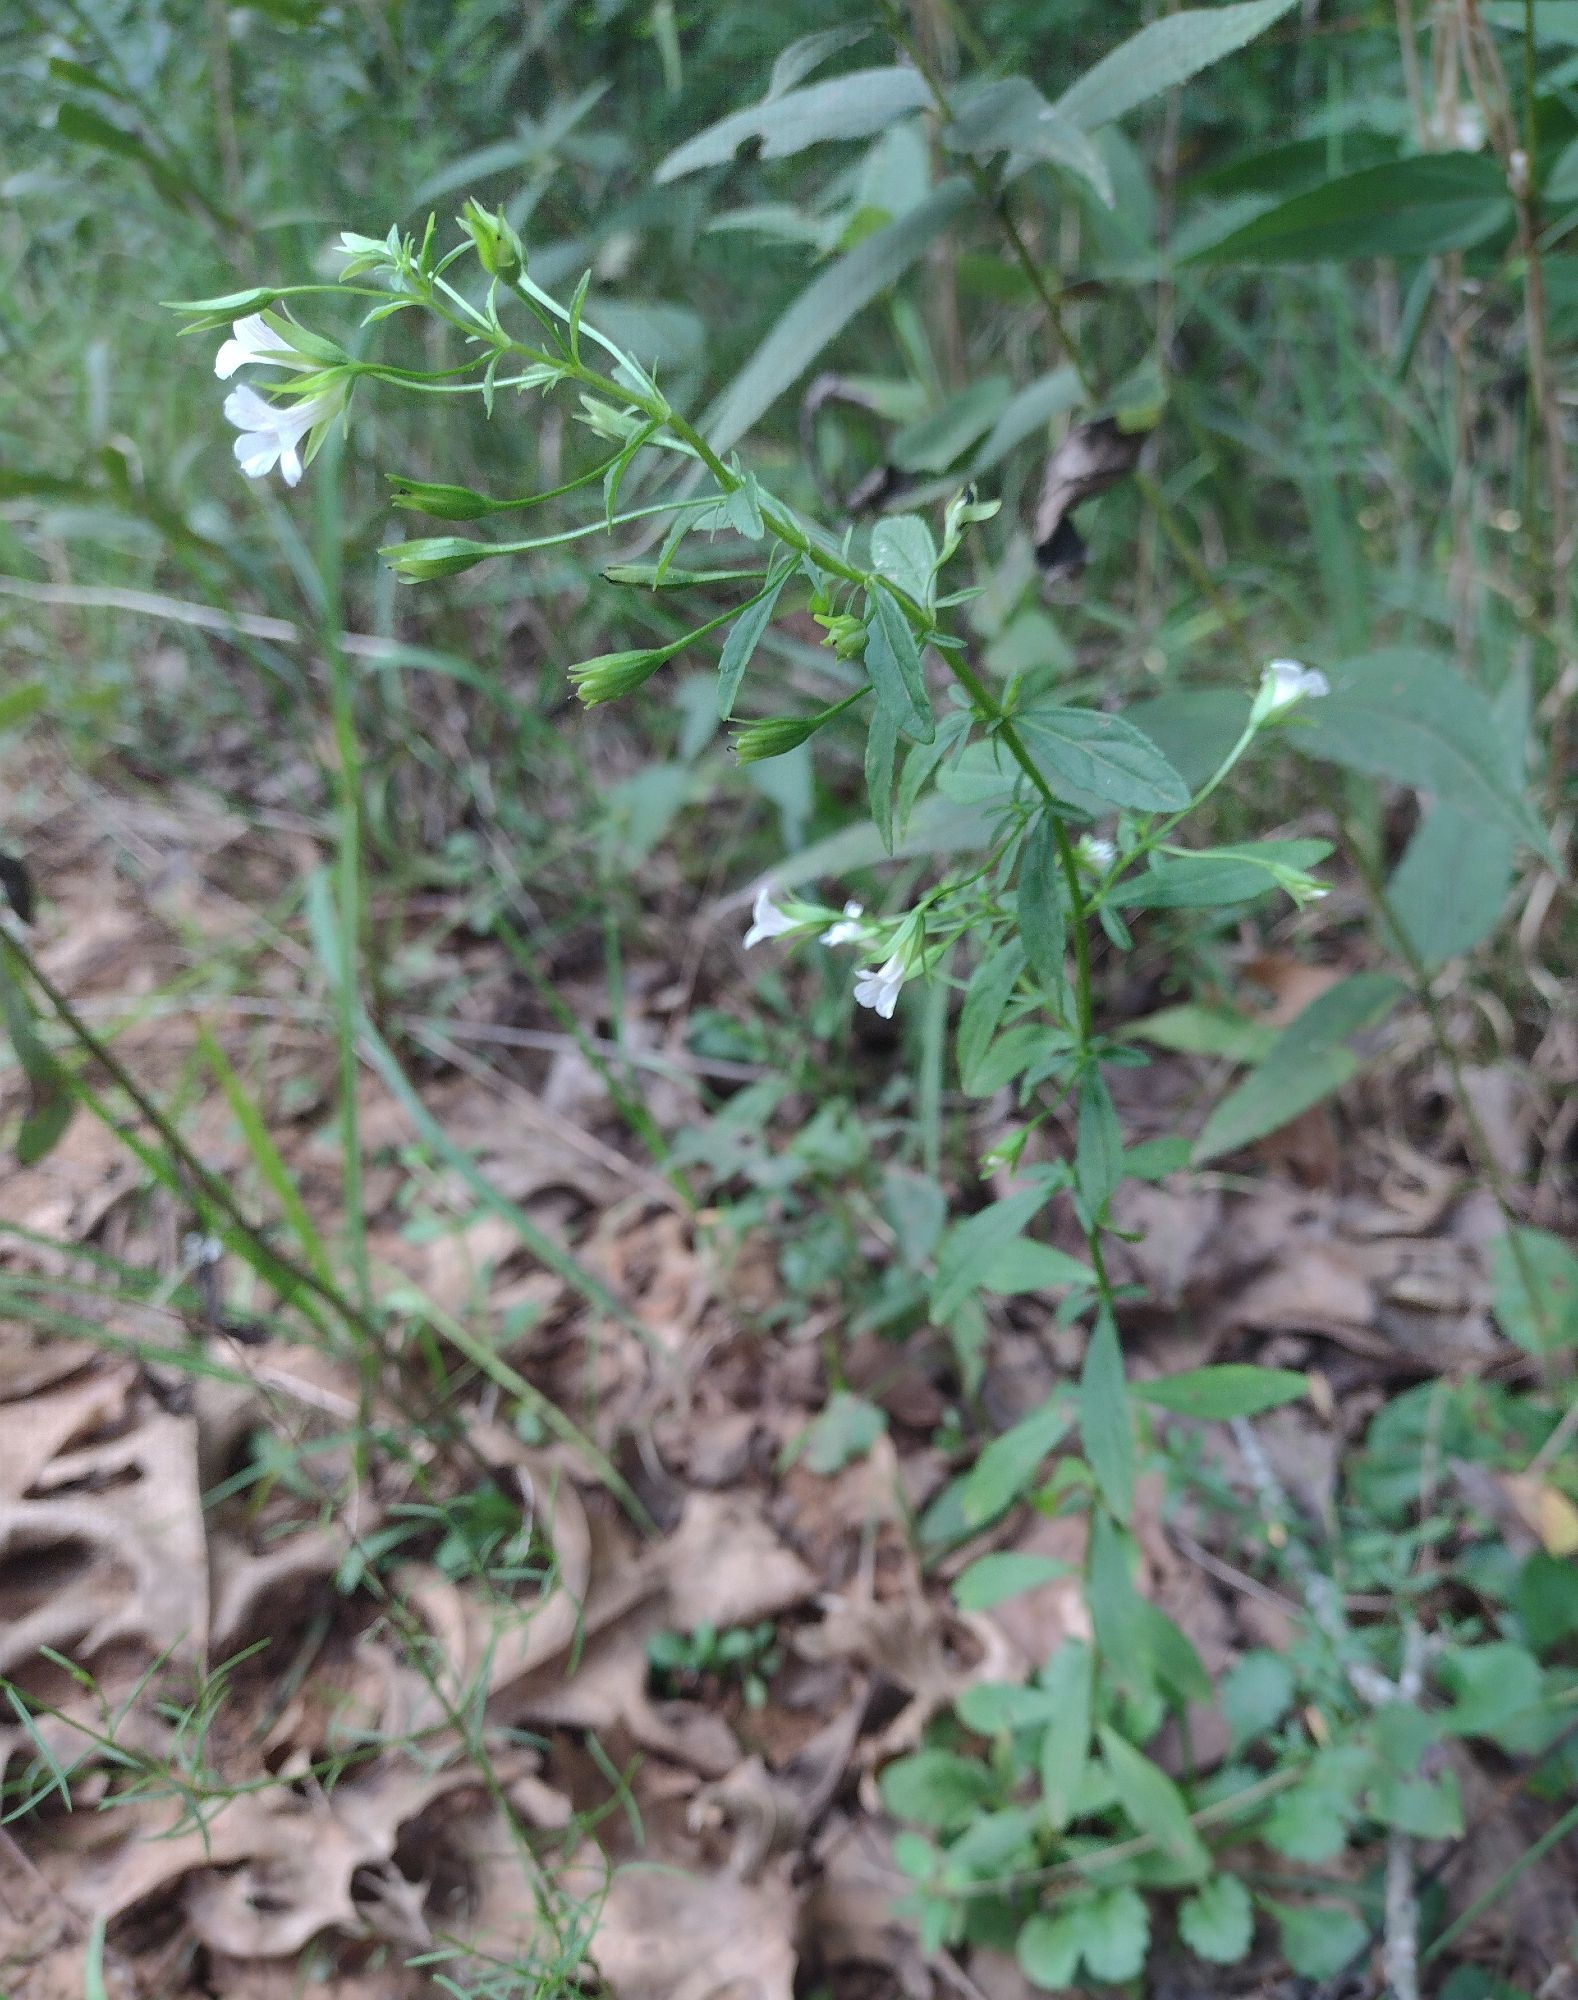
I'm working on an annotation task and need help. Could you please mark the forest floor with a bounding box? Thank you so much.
[0,746,1573,2000]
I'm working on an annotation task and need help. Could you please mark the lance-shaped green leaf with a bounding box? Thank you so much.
[1040,1640,1094,1831]
[656,67,933,180]
[703,180,973,453]
[715,569,789,718]
[1098,1726,1210,1875]
[1055,0,1299,130]
[1189,152,1512,264]
[1080,1306,1134,1522]
[1017,820,1067,993]
[1193,971,1405,1163]
[864,585,935,743]
[1134,1365,1309,1420]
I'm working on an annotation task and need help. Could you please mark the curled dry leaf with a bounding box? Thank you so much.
[1033,417,1147,582]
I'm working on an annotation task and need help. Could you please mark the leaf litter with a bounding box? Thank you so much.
[0,763,1573,1998]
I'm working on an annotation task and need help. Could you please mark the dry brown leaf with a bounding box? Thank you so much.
[591,1852,800,2000]
[0,1407,207,1674]
[662,1491,817,1632]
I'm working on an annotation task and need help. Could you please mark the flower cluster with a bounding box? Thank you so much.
[213,311,348,488]
[743,885,923,1020]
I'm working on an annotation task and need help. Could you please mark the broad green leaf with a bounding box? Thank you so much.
[1098,1726,1209,1874]
[801,1391,887,1474]
[1275,1903,1369,1980]
[703,179,973,452]
[1192,972,1406,1164]
[1370,1768,1463,1839]
[1016,705,1190,812]
[656,67,932,179]
[1126,1003,1276,1064]
[1220,1650,1295,1750]
[1490,1227,1578,1355]
[956,1681,1062,1734]
[1109,839,1331,910]
[957,941,1026,1092]
[1080,1309,1133,1522]
[1191,152,1512,263]
[865,586,935,742]
[1017,1909,1082,1990]
[871,515,939,609]
[1133,1365,1308,1420]
[1483,0,1578,38]
[1073,1887,1151,1983]
[1295,648,1545,853]
[1144,1604,1213,1706]
[1179,1875,1254,1965]
[1055,0,1298,130]
[1385,802,1516,970]
[879,1748,996,1829]
[1125,689,1251,789]
[957,1393,1075,1529]
[1517,1552,1578,1655]
[1039,1641,1094,1831]
[715,571,788,717]
[947,76,1112,203]
[892,377,1013,473]
[953,1551,1074,1612]
[1017,820,1067,993]
[1439,1642,1546,1746]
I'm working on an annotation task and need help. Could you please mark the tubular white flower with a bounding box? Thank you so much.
[820,900,866,947]
[1078,836,1117,872]
[1256,657,1330,723]
[224,384,337,487]
[214,313,311,381]
[743,884,796,949]
[853,951,908,1020]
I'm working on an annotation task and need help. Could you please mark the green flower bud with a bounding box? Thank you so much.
[569,648,671,706]
[459,198,525,282]
[386,477,501,520]
[381,537,496,581]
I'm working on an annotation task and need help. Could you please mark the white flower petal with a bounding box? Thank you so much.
[743,884,796,949]
[852,951,907,1020]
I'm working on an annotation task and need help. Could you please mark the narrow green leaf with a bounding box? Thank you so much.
[1079,1307,1133,1523]
[656,67,933,180]
[1133,1365,1308,1420]
[865,701,901,852]
[865,585,935,742]
[1087,1514,1151,1697]
[1098,1725,1209,1874]
[1190,153,1512,264]
[703,180,973,453]
[953,1552,1075,1612]
[1040,1640,1094,1831]
[933,1188,1090,1321]
[1193,971,1405,1164]
[957,941,1026,1093]
[958,1393,1074,1529]
[1056,0,1298,130]
[715,571,788,718]
[1017,820,1067,994]
[1075,1072,1124,1219]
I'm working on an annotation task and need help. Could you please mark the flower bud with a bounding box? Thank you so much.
[459,198,525,282]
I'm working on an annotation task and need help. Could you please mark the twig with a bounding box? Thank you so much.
[1383,1620,1426,2000]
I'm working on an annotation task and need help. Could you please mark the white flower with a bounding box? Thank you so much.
[214,312,310,381]
[820,900,866,947]
[743,884,797,949]
[1078,836,1116,872]
[1453,103,1486,152]
[1256,657,1329,722]
[224,383,337,487]
[853,951,908,1020]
